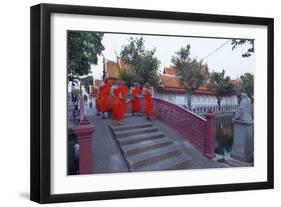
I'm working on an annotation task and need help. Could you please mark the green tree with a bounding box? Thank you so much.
[240,73,254,102]
[119,69,137,88]
[207,70,236,110]
[67,31,105,79]
[231,39,254,57]
[171,45,207,110]
[80,76,93,93]
[120,37,160,88]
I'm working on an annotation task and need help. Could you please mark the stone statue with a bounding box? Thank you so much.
[234,92,252,121]
[231,92,254,163]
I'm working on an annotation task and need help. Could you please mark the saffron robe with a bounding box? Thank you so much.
[143,87,154,118]
[131,86,141,113]
[112,85,128,121]
[106,86,115,112]
[99,82,112,113]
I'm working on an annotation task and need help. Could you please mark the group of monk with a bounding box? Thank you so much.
[95,79,154,124]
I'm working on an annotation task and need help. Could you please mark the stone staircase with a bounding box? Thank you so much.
[109,122,192,172]
[224,157,253,167]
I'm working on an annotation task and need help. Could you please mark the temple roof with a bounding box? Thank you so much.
[105,58,131,80]
[118,58,131,70]
[158,74,214,95]
[106,61,120,79]
[163,67,176,75]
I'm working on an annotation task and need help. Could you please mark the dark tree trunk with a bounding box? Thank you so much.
[186,92,192,111]
[217,97,222,111]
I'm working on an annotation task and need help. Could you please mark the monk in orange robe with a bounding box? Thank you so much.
[130,82,141,116]
[142,82,154,119]
[105,82,116,118]
[112,81,128,124]
[99,79,112,118]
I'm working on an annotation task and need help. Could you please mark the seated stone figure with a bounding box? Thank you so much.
[234,92,252,122]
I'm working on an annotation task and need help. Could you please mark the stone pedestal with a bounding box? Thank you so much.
[79,95,85,121]
[231,119,254,163]
[74,117,95,174]
[204,111,216,159]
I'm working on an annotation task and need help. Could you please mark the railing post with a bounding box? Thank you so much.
[74,117,95,174]
[79,95,85,121]
[204,110,216,159]
[74,95,95,174]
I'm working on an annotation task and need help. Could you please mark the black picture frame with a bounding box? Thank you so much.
[30,3,274,204]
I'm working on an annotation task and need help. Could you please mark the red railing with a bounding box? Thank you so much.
[153,98,215,159]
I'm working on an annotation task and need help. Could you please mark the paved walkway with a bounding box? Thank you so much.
[85,101,227,174]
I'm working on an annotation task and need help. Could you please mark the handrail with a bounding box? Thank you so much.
[153,97,207,121]
[153,97,215,159]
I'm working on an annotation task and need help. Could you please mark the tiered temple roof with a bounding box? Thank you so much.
[105,58,131,82]
[159,65,213,95]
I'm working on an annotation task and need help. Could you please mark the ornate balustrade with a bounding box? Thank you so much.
[153,98,216,159]
[192,105,238,115]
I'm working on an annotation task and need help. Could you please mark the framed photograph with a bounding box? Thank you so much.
[30,3,274,203]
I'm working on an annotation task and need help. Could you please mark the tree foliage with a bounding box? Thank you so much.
[120,37,160,88]
[231,39,254,58]
[239,73,254,102]
[67,31,105,79]
[171,45,207,109]
[119,69,137,88]
[207,70,236,109]
[80,76,93,93]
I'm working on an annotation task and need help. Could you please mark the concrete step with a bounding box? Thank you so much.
[135,153,192,172]
[117,132,165,146]
[224,158,253,167]
[114,127,158,138]
[111,123,153,132]
[126,144,182,170]
[121,137,173,156]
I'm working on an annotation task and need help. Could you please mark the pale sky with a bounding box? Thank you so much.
[91,33,254,80]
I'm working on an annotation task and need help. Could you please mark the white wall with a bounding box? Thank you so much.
[0,0,279,206]
[156,92,237,107]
